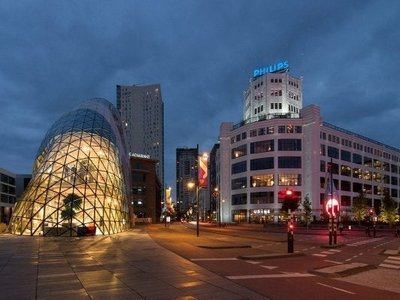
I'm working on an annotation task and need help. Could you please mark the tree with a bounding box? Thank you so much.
[301,194,312,228]
[61,193,82,224]
[352,192,368,226]
[380,194,399,228]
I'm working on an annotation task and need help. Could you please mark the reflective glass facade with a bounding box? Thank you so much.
[10,98,131,236]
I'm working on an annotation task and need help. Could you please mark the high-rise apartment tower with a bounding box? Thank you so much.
[176,147,198,213]
[117,84,164,187]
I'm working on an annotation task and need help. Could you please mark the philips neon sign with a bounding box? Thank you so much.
[253,61,289,78]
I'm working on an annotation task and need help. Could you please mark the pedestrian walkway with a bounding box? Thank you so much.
[0,228,268,300]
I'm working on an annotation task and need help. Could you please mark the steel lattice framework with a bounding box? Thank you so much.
[10,98,131,236]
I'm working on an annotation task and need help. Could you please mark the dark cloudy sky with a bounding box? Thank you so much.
[1,0,399,191]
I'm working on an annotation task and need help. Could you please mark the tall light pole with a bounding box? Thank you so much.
[325,158,339,245]
[188,181,199,237]
[212,187,219,224]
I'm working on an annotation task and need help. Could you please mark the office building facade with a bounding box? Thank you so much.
[0,168,16,224]
[130,155,162,223]
[216,66,400,224]
[176,147,198,214]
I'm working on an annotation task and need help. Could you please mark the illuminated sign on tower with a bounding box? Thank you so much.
[253,60,289,78]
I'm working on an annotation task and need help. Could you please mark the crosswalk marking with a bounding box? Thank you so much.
[191,258,238,261]
[227,273,315,280]
[312,249,341,257]
[379,256,400,269]
[261,265,279,270]
[347,237,385,247]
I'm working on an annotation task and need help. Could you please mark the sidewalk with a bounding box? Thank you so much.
[0,228,268,300]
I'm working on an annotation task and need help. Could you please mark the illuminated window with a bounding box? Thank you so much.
[278,174,301,186]
[251,174,274,187]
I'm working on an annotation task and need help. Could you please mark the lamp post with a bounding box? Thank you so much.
[325,158,339,245]
[212,188,219,225]
[221,199,225,226]
[188,181,199,237]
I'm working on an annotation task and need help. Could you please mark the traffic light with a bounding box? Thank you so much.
[285,188,293,197]
[287,215,294,233]
[369,208,374,216]
[287,215,294,253]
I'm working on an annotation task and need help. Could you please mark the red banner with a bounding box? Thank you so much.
[198,154,208,188]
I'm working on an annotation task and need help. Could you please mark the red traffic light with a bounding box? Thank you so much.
[286,189,293,196]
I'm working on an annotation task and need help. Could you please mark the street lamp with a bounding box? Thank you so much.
[221,199,225,226]
[212,187,220,225]
[188,181,199,237]
[325,159,340,245]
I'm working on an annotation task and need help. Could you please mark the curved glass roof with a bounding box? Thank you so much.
[10,98,131,236]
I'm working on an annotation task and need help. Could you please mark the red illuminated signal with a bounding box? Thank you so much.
[286,189,293,196]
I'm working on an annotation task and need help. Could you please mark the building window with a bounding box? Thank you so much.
[364,157,372,167]
[267,126,274,134]
[132,186,146,195]
[232,209,247,222]
[232,193,247,205]
[383,175,390,184]
[327,146,339,159]
[374,186,382,195]
[382,162,389,171]
[232,144,247,159]
[373,159,381,169]
[278,156,301,168]
[231,161,247,174]
[250,129,257,137]
[251,174,274,187]
[341,195,351,206]
[353,182,363,193]
[278,126,285,133]
[320,144,326,156]
[232,177,247,190]
[340,165,351,177]
[353,153,362,165]
[286,125,294,133]
[353,168,362,179]
[341,180,351,191]
[250,157,274,170]
[278,174,301,186]
[250,192,274,204]
[364,170,372,180]
[373,172,381,182]
[250,140,274,154]
[341,150,351,162]
[278,139,301,151]
[132,172,146,182]
[320,160,325,172]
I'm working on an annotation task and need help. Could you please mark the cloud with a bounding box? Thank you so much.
[1,0,400,194]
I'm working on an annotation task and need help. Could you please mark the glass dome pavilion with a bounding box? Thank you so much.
[10,98,131,236]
